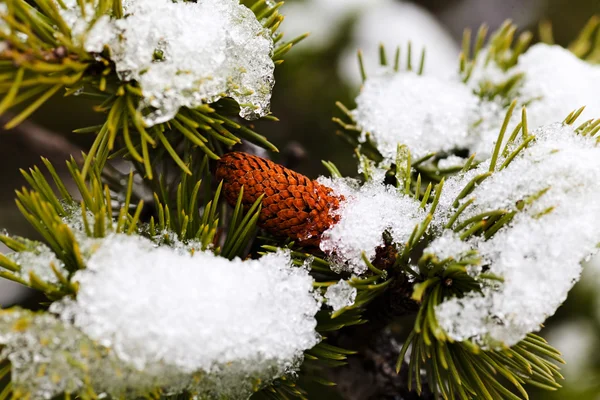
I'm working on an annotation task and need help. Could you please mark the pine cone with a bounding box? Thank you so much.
[215,152,343,246]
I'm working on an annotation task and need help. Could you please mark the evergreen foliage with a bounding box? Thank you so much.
[0,1,598,399]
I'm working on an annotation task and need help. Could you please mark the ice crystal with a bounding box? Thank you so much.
[8,243,64,285]
[324,280,357,311]
[423,231,473,261]
[112,0,274,125]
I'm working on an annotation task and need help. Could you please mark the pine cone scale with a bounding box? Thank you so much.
[216,152,342,246]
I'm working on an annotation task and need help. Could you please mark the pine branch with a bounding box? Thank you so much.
[0,4,596,399]
[0,0,307,178]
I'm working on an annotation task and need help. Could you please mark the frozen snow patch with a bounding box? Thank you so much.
[66,0,275,126]
[515,43,600,128]
[435,123,600,348]
[319,177,425,275]
[8,242,65,285]
[423,231,473,261]
[325,280,357,311]
[51,234,321,394]
[352,70,479,163]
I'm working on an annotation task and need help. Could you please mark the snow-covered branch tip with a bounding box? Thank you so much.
[0,0,307,177]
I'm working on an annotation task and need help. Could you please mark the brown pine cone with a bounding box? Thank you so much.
[215,152,343,246]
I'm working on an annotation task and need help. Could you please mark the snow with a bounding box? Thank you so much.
[0,2,27,45]
[318,177,425,275]
[50,234,320,396]
[468,43,600,158]
[0,309,109,399]
[60,201,95,233]
[434,123,600,348]
[8,242,64,284]
[423,231,472,261]
[0,242,30,307]
[61,198,207,257]
[437,155,468,170]
[338,1,459,86]
[431,168,481,230]
[466,49,513,92]
[64,0,275,126]
[351,43,600,164]
[0,308,258,399]
[84,16,115,53]
[468,98,517,160]
[332,41,600,347]
[151,230,207,254]
[515,44,600,128]
[58,0,98,45]
[324,280,357,311]
[352,70,479,163]
[112,0,274,125]
[0,209,321,397]
[282,0,458,85]
[57,0,117,53]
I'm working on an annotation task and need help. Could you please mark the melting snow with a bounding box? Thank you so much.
[318,177,425,274]
[63,0,275,126]
[324,280,357,311]
[435,123,600,348]
[53,234,320,376]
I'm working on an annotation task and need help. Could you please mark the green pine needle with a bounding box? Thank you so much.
[0,0,294,177]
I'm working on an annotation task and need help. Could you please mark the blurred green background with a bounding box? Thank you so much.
[1,0,599,398]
